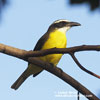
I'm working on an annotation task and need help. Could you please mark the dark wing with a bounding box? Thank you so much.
[32,32,49,77]
[34,33,49,51]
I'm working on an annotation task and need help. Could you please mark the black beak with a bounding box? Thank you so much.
[68,22,81,27]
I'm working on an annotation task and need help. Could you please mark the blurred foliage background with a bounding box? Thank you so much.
[0,0,100,17]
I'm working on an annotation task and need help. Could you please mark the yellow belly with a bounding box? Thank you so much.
[40,30,67,65]
[28,30,67,75]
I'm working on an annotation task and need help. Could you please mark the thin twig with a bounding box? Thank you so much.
[70,52,100,79]
[78,91,80,100]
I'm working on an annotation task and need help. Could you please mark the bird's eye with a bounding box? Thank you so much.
[54,21,68,28]
[60,22,67,26]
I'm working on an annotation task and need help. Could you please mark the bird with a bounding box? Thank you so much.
[11,19,81,90]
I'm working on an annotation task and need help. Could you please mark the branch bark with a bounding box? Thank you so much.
[0,43,99,100]
[0,43,100,78]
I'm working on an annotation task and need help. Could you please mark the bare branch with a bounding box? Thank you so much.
[27,57,99,100]
[23,45,100,57]
[0,43,28,59]
[0,43,100,100]
[0,43,100,79]
[1,43,100,57]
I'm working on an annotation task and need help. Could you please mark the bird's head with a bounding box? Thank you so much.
[48,19,81,33]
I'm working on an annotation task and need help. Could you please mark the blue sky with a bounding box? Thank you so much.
[0,0,100,100]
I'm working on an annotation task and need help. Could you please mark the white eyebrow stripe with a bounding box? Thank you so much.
[53,19,70,24]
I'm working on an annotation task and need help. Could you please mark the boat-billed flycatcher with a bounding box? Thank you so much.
[11,19,81,90]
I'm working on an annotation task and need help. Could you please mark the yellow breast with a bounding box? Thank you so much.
[40,30,67,65]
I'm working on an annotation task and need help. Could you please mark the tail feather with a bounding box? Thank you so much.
[11,69,30,90]
[11,64,43,90]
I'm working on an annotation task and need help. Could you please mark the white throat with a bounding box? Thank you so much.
[57,26,70,33]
